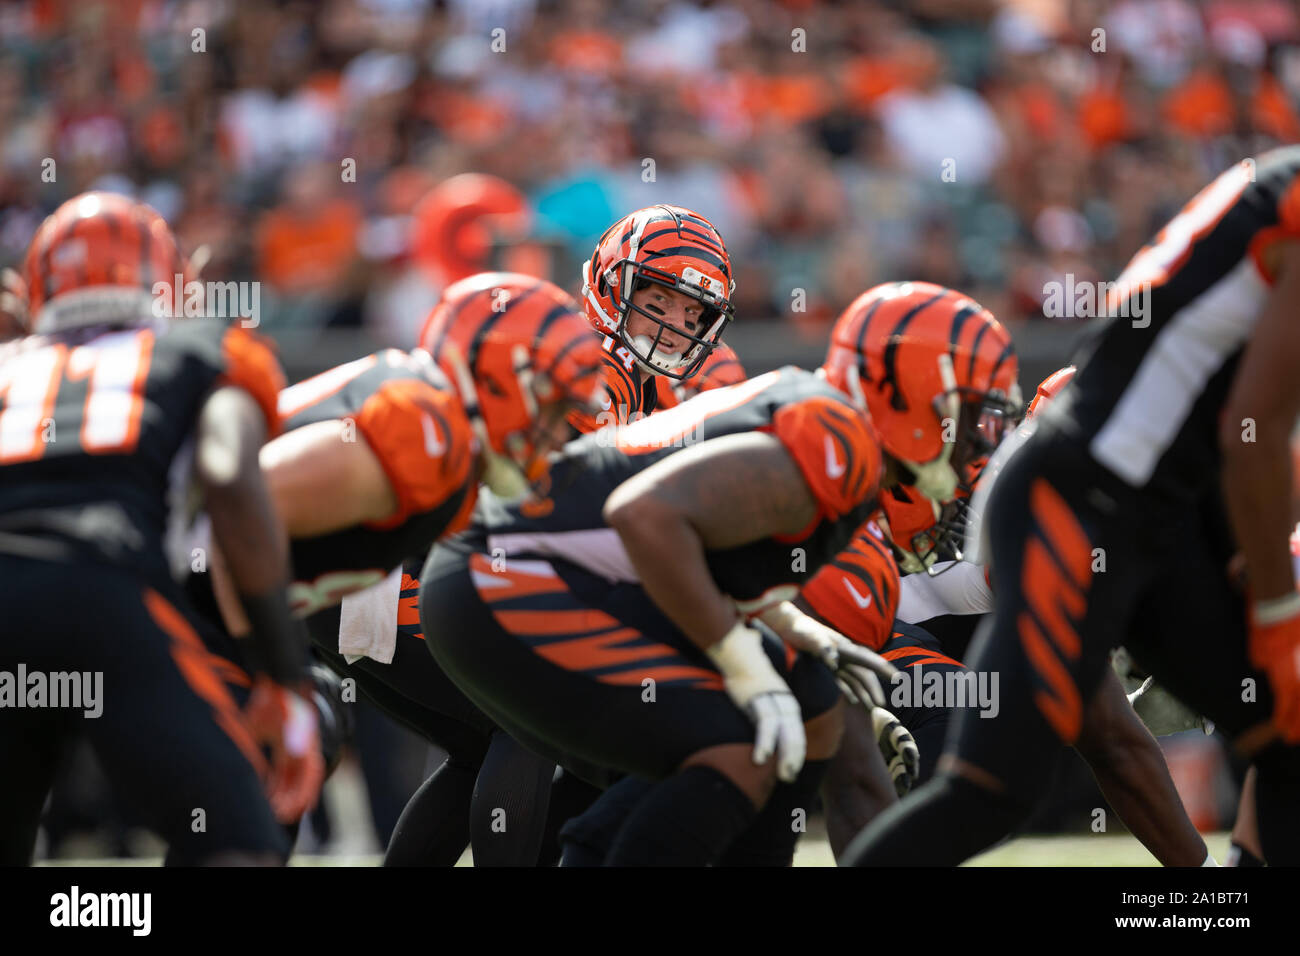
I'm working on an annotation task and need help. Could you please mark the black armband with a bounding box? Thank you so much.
[238,589,311,686]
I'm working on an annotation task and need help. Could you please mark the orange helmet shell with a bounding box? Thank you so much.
[823,281,1019,469]
[410,174,530,285]
[418,272,603,464]
[582,204,735,380]
[23,192,185,333]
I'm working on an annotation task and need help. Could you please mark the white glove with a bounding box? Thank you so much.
[758,601,899,708]
[871,706,921,796]
[707,621,806,782]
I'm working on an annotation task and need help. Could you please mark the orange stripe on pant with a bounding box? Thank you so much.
[494,607,622,636]
[883,645,965,669]
[144,588,267,776]
[1018,610,1083,742]
[535,627,688,672]
[1017,477,1094,743]
[600,665,724,691]
[469,553,569,602]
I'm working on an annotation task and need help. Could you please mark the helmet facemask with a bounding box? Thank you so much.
[600,258,733,381]
[890,358,1023,576]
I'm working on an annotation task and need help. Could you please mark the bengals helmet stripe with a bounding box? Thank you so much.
[464,280,544,369]
[824,281,1020,509]
[540,328,604,382]
[947,302,981,364]
[641,244,730,274]
[418,272,605,496]
[879,289,950,404]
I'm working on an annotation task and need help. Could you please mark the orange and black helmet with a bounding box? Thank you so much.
[418,272,604,496]
[823,281,1021,508]
[582,205,734,381]
[23,192,186,334]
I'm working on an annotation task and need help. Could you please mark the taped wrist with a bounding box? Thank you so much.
[239,589,311,685]
[1249,593,1300,670]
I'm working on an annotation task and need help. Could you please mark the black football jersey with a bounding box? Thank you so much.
[0,318,282,581]
[472,366,882,612]
[275,349,478,616]
[1050,146,1300,501]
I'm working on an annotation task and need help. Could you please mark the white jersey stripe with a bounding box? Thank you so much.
[1089,259,1268,486]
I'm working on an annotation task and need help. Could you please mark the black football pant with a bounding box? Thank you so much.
[418,541,840,786]
[0,556,286,864]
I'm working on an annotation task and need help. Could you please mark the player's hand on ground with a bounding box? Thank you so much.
[707,621,806,782]
[1249,607,1300,743]
[245,677,326,823]
[871,706,920,796]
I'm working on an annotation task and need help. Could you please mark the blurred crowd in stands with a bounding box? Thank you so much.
[2,0,1298,339]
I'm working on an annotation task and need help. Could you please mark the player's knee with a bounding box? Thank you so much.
[681,743,777,810]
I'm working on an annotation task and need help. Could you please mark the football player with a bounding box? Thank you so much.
[416,281,1017,865]
[241,274,601,864]
[811,365,1216,865]
[846,148,1300,866]
[563,204,734,433]
[336,211,741,866]
[0,193,320,865]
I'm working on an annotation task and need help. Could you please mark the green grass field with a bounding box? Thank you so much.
[33,763,1235,866]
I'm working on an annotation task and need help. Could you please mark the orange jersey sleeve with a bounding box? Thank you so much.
[798,522,900,650]
[352,377,477,529]
[769,394,883,521]
[218,326,286,437]
[568,351,640,435]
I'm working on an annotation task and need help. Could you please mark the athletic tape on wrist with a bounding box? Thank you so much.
[1252,591,1300,626]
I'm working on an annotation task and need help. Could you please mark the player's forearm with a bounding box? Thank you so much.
[606,495,737,650]
[1221,426,1295,602]
[197,388,306,684]
[1075,673,1207,867]
[197,388,290,592]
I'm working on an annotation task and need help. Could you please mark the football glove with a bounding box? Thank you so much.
[1249,595,1300,743]
[758,600,899,709]
[707,621,805,782]
[871,706,921,796]
[245,677,326,823]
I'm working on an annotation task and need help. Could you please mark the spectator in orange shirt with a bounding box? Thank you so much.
[256,161,362,299]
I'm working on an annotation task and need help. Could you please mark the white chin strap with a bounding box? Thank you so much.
[480,450,531,499]
[907,352,963,505]
[629,334,690,374]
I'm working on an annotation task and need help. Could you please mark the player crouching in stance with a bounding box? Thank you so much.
[191,273,605,825]
[0,193,319,864]
[416,281,1016,865]
[846,148,1300,867]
